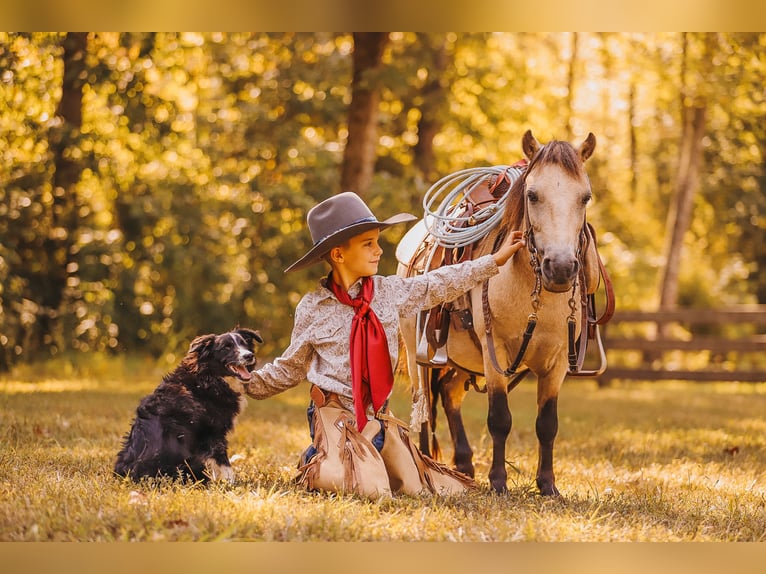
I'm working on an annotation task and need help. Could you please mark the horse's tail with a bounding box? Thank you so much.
[428,367,445,461]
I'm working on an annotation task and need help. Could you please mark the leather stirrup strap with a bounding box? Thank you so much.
[586,222,615,325]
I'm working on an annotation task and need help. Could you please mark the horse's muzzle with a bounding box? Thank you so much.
[541,255,579,292]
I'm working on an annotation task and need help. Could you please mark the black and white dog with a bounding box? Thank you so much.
[114,328,263,482]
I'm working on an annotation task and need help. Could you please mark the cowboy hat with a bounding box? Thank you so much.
[285,192,416,273]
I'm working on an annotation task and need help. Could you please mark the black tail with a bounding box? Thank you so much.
[429,367,448,461]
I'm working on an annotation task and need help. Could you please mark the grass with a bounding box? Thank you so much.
[1,356,766,542]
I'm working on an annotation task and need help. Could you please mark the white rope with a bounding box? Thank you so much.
[422,165,524,248]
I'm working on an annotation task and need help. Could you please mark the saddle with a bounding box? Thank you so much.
[401,172,514,366]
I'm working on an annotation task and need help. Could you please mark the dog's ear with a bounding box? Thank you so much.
[188,334,216,360]
[236,328,264,346]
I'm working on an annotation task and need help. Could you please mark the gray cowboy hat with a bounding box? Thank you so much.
[285,191,416,273]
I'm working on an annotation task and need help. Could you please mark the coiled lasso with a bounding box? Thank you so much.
[409,164,525,430]
[422,165,525,249]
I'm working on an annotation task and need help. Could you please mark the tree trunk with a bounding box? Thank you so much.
[340,32,388,197]
[628,82,637,202]
[658,103,707,311]
[757,141,766,305]
[658,34,708,312]
[38,32,88,354]
[413,34,451,184]
[564,32,579,141]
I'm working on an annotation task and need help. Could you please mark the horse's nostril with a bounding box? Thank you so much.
[542,256,578,282]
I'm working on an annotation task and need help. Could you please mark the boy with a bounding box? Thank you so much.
[245,191,524,497]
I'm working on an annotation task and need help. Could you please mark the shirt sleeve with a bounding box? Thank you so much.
[386,253,499,317]
[244,298,313,400]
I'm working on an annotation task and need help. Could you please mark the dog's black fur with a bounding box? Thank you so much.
[114,328,263,482]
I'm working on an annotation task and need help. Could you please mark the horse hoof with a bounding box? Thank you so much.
[537,482,560,497]
[490,481,508,494]
[456,463,475,478]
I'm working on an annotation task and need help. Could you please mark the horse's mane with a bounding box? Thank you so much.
[501,141,585,231]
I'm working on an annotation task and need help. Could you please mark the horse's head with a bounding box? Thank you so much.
[519,130,596,293]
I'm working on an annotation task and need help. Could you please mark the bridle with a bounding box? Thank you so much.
[482,154,609,385]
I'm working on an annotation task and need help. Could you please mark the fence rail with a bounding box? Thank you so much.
[597,305,766,384]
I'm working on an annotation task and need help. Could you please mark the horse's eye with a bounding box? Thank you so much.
[582,193,592,205]
[527,190,539,203]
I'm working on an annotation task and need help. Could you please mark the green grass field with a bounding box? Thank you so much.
[1,357,765,541]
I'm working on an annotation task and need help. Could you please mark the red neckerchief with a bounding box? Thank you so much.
[327,275,393,431]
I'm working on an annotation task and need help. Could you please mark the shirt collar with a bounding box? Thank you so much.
[320,274,364,300]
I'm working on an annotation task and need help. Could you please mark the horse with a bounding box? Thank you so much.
[398,130,602,495]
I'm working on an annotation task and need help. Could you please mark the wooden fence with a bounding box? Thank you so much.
[597,305,766,384]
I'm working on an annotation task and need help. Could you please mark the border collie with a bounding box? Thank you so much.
[114,328,263,482]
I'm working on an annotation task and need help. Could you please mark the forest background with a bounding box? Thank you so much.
[1,32,765,371]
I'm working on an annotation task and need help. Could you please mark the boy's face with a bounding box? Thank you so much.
[335,229,383,279]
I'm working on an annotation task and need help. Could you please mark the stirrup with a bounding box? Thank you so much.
[430,344,448,365]
[416,328,430,363]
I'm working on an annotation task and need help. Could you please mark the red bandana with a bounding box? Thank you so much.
[328,275,393,431]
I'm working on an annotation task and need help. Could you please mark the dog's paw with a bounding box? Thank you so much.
[204,459,235,483]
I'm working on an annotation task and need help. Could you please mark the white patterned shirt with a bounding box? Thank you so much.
[244,254,499,408]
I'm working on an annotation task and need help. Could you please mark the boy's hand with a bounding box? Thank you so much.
[492,230,526,266]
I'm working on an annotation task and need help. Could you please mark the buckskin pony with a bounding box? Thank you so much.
[398,130,607,495]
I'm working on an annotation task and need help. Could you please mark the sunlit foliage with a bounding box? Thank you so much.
[1,32,764,370]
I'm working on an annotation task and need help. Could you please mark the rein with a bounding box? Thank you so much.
[567,221,615,378]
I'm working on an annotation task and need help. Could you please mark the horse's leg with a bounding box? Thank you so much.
[485,373,512,493]
[440,368,475,477]
[535,372,564,496]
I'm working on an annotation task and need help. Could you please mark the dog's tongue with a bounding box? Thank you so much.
[231,364,252,381]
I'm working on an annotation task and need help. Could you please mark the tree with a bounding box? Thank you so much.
[340,32,389,197]
[29,32,88,357]
[1,32,765,372]
[659,104,707,310]
[412,34,453,184]
[564,32,579,141]
[658,33,710,312]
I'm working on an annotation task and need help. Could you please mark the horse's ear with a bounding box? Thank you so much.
[522,130,541,160]
[578,132,596,162]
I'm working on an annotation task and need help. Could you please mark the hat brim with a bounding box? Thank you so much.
[284,213,417,273]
